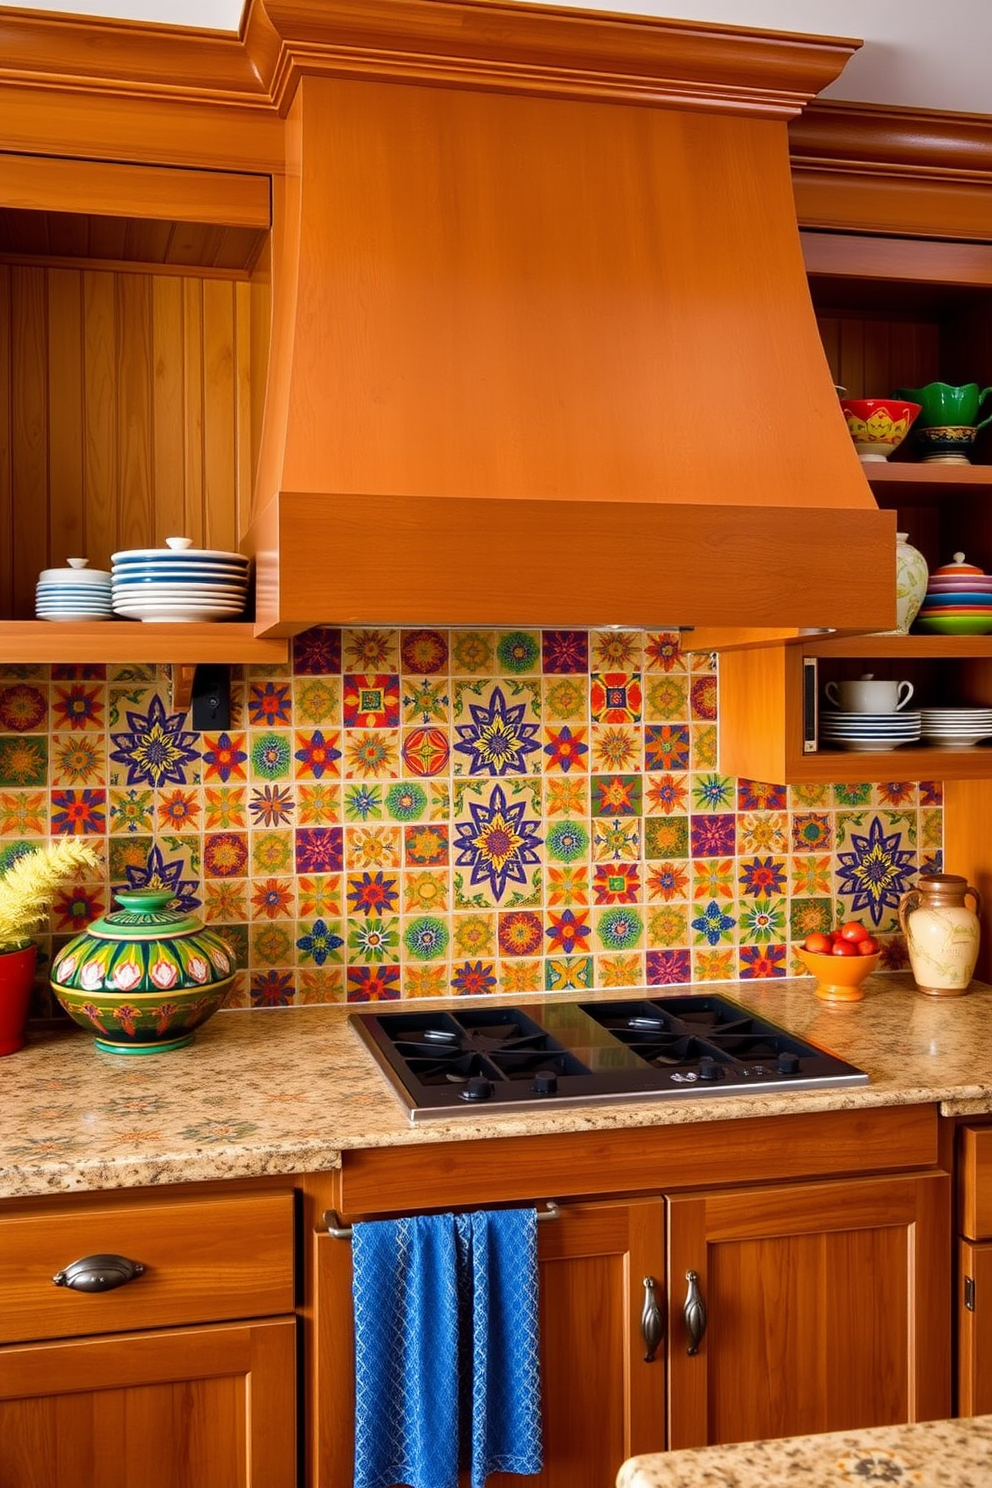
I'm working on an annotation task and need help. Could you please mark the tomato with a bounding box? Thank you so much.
[838,921,870,943]
[858,935,880,956]
[831,938,858,956]
[803,932,833,955]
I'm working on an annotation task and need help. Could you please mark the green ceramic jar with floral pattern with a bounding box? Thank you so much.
[50,888,236,1054]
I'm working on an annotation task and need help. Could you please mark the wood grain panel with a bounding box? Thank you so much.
[0,260,254,614]
[958,1125,992,1241]
[0,1190,295,1345]
[46,269,85,561]
[0,1318,296,1488]
[336,1105,939,1217]
[958,1238,992,1416]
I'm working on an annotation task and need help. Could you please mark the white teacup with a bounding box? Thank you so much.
[825,677,914,713]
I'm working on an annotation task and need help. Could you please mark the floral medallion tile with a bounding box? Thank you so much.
[449,630,493,676]
[292,626,342,676]
[343,628,397,672]
[251,922,295,968]
[0,789,47,836]
[293,676,340,725]
[248,784,295,829]
[595,905,644,952]
[545,955,593,991]
[345,824,400,871]
[204,785,247,830]
[590,724,640,773]
[453,680,541,777]
[692,947,736,981]
[543,675,587,722]
[343,674,400,730]
[50,787,106,836]
[644,674,688,722]
[343,728,401,780]
[692,858,735,902]
[495,630,541,675]
[297,783,340,825]
[382,781,428,822]
[647,903,688,946]
[737,897,787,944]
[834,812,917,932]
[645,859,689,902]
[920,780,943,806]
[790,782,830,809]
[400,629,449,676]
[792,811,833,853]
[498,958,542,994]
[691,898,736,946]
[592,862,640,904]
[250,730,293,782]
[644,630,686,673]
[401,727,450,777]
[450,959,498,995]
[738,811,789,855]
[542,630,588,674]
[401,676,450,728]
[49,732,105,787]
[689,674,717,720]
[297,874,342,920]
[738,855,788,898]
[0,734,48,786]
[205,878,249,923]
[591,630,641,670]
[50,880,106,935]
[403,869,448,917]
[876,781,917,807]
[790,854,833,897]
[739,943,787,978]
[346,964,402,1001]
[690,724,718,770]
[591,671,642,724]
[592,818,640,863]
[297,966,346,1003]
[402,914,450,962]
[247,679,293,729]
[203,831,249,879]
[296,917,345,966]
[544,776,587,818]
[348,915,400,965]
[51,681,105,731]
[737,779,786,811]
[647,948,691,986]
[108,694,199,788]
[690,814,735,858]
[0,681,48,732]
[542,724,589,774]
[545,863,588,907]
[292,729,342,781]
[644,815,688,861]
[251,969,296,1007]
[644,773,688,817]
[691,772,734,813]
[251,829,294,875]
[644,724,689,773]
[790,897,832,939]
[156,786,202,834]
[591,775,641,818]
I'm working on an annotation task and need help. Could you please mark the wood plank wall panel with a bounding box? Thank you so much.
[0,263,251,617]
[814,311,939,401]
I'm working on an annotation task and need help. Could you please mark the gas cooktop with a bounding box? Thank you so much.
[350,993,868,1124]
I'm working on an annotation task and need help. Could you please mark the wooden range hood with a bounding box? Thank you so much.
[245,0,895,637]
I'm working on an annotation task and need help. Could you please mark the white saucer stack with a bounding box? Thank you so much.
[920,708,992,749]
[819,710,923,752]
[111,538,250,623]
[36,558,114,621]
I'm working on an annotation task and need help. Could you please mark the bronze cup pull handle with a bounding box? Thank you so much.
[641,1275,664,1362]
[684,1269,707,1356]
[53,1254,145,1293]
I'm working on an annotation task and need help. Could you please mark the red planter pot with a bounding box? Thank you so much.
[0,943,38,1056]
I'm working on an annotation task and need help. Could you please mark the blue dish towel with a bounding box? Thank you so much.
[352,1207,543,1488]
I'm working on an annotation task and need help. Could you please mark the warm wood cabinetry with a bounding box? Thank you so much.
[0,1185,298,1488]
[310,1107,950,1488]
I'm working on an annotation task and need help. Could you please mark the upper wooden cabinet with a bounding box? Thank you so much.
[0,150,285,674]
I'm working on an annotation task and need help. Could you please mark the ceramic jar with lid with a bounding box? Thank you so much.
[50,888,236,1053]
[897,873,981,997]
[893,532,928,634]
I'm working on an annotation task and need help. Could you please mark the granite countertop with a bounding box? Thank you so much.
[617,1414,992,1487]
[3,972,992,1199]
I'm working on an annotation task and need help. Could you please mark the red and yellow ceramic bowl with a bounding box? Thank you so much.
[839,398,921,462]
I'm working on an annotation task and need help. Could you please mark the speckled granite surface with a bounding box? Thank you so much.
[617,1414,992,1487]
[3,972,992,1198]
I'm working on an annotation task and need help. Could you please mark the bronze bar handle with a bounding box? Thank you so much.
[684,1269,707,1356]
[640,1275,664,1362]
[53,1253,145,1293]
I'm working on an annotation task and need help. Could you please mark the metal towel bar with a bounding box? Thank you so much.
[323,1199,561,1240]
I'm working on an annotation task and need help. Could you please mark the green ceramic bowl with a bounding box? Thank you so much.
[915,615,992,636]
[50,888,236,1055]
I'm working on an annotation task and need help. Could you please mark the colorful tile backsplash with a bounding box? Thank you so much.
[4,627,941,1014]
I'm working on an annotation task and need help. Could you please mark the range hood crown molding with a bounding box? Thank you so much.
[245,0,894,637]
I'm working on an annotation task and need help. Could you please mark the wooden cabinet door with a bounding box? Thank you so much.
[310,1198,665,1488]
[0,1317,296,1488]
[958,1239,992,1416]
[667,1171,950,1450]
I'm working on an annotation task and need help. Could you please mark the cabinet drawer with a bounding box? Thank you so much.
[0,1190,295,1345]
[959,1126,992,1240]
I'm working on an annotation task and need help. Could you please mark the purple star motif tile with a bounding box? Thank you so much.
[454,686,540,776]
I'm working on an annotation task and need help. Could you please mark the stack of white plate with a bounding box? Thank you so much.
[36,558,113,622]
[920,707,992,749]
[819,709,923,752]
[111,537,250,623]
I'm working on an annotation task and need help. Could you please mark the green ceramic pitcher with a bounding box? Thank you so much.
[893,381,992,430]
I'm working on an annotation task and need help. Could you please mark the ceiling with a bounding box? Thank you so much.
[3,0,992,116]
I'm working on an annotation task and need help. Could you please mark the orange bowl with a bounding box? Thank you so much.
[796,946,881,1002]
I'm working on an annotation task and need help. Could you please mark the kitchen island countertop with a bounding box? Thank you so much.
[618,1413,992,1487]
[3,971,992,1198]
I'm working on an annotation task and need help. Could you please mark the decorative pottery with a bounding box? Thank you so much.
[796,946,881,1003]
[894,531,928,634]
[893,381,992,430]
[839,397,920,461]
[0,942,38,1056]
[914,424,979,465]
[898,873,981,997]
[50,888,236,1054]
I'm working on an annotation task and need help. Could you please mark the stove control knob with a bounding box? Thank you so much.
[459,1076,494,1103]
[697,1056,720,1081]
[777,1052,801,1076]
[532,1072,558,1096]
